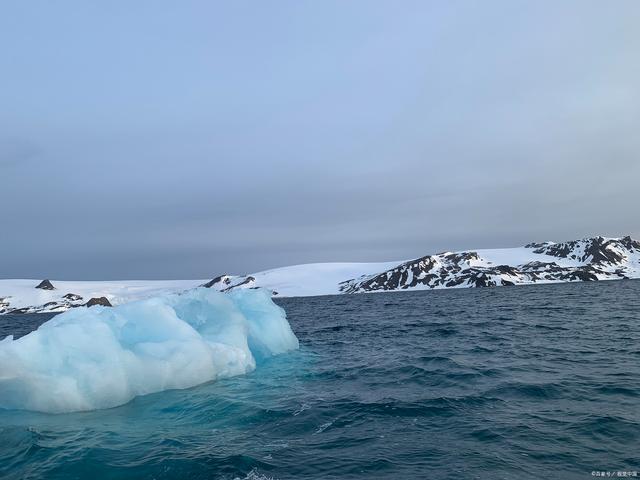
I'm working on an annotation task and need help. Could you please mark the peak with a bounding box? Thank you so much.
[35,279,55,290]
[582,235,639,245]
[85,297,112,308]
[201,275,231,288]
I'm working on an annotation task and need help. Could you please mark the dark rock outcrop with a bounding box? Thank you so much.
[221,276,255,292]
[35,279,55,290]
[202,275,257,292]
[63,293,83,301]
[85,297,112,307]
[532,236,630,265]
[525,241,553,249]
[202,275,231,288]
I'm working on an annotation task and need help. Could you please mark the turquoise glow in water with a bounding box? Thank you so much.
[1,280,639,479]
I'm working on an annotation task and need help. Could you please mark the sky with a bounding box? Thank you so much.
[1,0,639,280]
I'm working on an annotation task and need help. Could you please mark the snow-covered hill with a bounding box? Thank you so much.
[0,279,201,315]
[339,236,640,293]
[1,236,639,314]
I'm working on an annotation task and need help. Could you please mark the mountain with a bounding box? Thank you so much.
[339,236,640,293]
[1,236,639,314]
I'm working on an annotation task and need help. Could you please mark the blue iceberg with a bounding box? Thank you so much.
[0,288,298,413]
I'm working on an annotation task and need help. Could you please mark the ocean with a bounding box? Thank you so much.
[1,280,639,479]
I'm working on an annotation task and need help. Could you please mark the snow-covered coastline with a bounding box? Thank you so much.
[1,235,639,314]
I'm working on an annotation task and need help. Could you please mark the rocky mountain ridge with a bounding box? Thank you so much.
[338,236,640,293]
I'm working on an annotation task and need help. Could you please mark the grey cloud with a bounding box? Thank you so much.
[0,0,639,279]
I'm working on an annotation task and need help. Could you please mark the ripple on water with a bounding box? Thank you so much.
[1,280,640,479]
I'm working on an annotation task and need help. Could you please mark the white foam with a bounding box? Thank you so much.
[0,288,298,413]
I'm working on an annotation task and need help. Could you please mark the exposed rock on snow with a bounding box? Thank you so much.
[63,293,83,301]
[202,275,256,292]
[201,274,231,289]
[85,297,112,307]
[339,236,640,293]
[1,236,639,314]
[35,279,55,290]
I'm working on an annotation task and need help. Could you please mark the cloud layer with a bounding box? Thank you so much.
[1,1,639,279]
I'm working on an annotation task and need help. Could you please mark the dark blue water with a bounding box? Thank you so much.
[1,280,639,479]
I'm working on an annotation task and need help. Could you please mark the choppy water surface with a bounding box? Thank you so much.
[1,280,639,479]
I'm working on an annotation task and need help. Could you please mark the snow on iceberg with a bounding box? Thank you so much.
[0,288,299,413]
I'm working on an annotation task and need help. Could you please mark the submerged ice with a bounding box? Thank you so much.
[0,288,299,413]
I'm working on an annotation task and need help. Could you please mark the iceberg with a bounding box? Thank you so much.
[0,288,299,413]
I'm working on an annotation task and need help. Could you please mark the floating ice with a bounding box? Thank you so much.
[0,288,298,413]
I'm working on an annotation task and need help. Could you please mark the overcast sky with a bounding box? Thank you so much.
[1,1,639,280]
